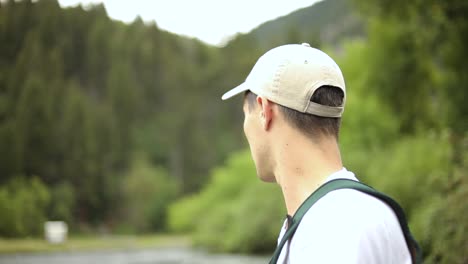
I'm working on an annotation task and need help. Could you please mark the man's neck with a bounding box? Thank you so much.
[273,134,343,216]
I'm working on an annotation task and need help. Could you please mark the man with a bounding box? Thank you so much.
[221,43,415,263]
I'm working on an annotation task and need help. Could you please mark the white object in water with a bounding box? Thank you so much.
[44,221,68,244]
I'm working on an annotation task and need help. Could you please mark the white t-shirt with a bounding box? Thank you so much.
[276,168,412,264]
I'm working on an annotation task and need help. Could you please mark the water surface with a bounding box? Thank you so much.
[0,247,269,264]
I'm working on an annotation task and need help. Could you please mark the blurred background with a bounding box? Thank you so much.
[0,0,467,263]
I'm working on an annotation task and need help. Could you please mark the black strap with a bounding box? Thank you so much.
[269,179,422,264]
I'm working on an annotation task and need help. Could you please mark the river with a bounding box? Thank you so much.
[0,247,269,264]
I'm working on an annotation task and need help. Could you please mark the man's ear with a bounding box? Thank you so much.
[257,96,273,130]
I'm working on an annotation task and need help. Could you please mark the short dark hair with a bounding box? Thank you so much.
[244,86,344,141]
[244,90,257,112]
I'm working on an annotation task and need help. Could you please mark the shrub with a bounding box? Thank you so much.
[423,137,468,264]
[169,150,283,253]
[121,155,178,233]
[0,177,50,237]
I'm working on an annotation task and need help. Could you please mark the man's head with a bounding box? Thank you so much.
[222,43,346,181]
[244,86,344,141]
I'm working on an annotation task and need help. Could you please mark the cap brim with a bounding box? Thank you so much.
[221,83,249,100]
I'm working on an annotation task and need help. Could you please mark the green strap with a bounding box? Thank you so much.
[269,179,422,264]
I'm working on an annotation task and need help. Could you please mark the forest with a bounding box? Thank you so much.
[0,0,466,263]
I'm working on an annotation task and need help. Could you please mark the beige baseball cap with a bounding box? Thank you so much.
[221,43,346,117]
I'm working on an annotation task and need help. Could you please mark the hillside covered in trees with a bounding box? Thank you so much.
[0,0,238,233]
[0,0,467,263]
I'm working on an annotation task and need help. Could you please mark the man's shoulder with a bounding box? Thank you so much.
[287,188,412,263]
[303,187,397,228]
[291,187,403,250]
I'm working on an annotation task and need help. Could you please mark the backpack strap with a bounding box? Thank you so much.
[269,179,422,264]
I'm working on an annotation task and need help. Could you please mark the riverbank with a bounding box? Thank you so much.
[0,234,190,254]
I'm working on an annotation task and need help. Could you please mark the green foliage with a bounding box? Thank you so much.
[168,151,283,253]
[48,182,75,224]
[424,152,468,264]
[121,155,178,233]
[0,0,227,230]
[168,151,257,233]
[0,177,50,237]
[359,134,451,213]
[416,196,467,264]
[354,0,468,135]
[364,19,436,133]
[335,40,401,150]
